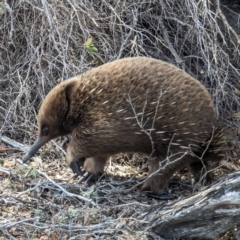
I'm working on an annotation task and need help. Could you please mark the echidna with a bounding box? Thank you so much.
[23,57,226,193]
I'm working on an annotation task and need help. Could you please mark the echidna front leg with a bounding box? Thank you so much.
[66,137,109,181]
[78,155,110,184]
[83,155,110,174]
[66,141,86,176]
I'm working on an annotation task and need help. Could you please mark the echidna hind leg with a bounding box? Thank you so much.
[141,156,167,194]
[142,154,190,193]
[189,161,213,183]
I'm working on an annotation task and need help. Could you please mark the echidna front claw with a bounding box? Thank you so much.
[78,172,102,185]
[70,161,82,176]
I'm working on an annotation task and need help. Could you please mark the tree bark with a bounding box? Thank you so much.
[144,171,240,239]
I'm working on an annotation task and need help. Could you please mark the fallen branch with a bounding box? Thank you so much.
[0,135,66,156]
[0,136,29,152]
[0,167,10,175]
[37,170,96,206]
[144,170,240,239]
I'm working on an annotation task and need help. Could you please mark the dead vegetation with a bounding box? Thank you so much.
[0,0,240,239]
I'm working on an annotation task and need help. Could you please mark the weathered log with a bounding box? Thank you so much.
[144,171,240,239]
[0,135,29,152]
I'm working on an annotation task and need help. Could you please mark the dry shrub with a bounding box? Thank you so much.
[0,0,239,141]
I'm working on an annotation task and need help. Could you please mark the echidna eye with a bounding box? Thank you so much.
[42,127,49,136]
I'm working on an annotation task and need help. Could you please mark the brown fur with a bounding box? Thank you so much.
[23,57,227,193]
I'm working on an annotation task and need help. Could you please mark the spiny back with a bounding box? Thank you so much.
[36,57,222,158]
[62,57,216,149]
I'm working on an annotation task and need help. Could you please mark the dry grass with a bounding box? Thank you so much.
[0,0,240,239]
